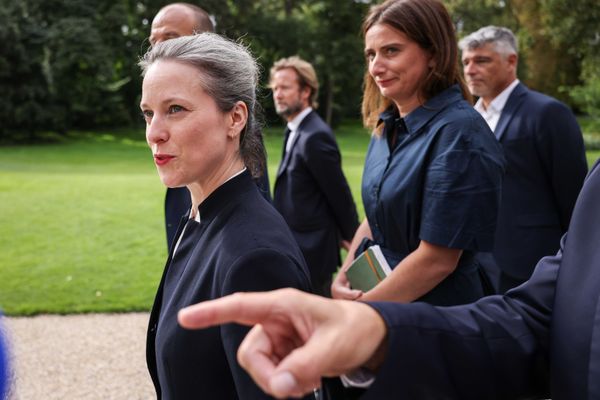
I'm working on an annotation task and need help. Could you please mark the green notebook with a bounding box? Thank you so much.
[346,245,392,292]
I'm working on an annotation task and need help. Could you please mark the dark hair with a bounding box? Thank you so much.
[361,0,471,131]
[139,33,266,178]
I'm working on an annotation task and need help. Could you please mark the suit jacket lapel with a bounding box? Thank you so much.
[495,83,527,141]
[276,111,312,178]
[588,293,600,398]
[276,127,291,177]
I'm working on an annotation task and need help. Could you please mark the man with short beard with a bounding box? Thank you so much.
[460,26,587,293]
[270,56,359,297]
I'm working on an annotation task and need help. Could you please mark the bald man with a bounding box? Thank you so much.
[148,3,272,249]
[150,2,214,45]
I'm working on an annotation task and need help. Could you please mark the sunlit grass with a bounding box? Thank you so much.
[0,123,369,315]
[1,120,598,315]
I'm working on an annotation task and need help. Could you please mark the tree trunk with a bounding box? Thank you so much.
[511,0,579,102]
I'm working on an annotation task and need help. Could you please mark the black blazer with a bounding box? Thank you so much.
[147,171,312,399]
[363,160,600,399]
[273,110,359,289]
[165,161,272,250]
[479,83,587,281]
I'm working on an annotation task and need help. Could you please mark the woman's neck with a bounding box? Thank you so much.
[188,157,245,214]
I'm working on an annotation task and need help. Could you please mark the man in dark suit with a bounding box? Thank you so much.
[269,56,359,297]
[459,26,587,292]
[149,3,271,249]
[179,160,600,399]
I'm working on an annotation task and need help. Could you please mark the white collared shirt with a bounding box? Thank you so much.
[474,79,520,132]
[285,107,313,153]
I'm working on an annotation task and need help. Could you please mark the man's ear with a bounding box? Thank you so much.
[228,101,249,140]
[300,86,312,106]
[507,53,518,71]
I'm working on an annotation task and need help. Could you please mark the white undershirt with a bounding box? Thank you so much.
[474,79,520,132]
[285,107,313,153]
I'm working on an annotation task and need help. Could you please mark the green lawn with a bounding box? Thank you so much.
[0,124,370,315]
[0,135,166,315]
[1,123,598,315]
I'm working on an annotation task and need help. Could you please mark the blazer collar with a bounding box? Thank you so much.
[377,84,464,137]
[277,110,315,178]
[494,82,528,141]
[197,169,255,222]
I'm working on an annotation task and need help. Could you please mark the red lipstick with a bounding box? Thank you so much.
[154,154,175,166]
[377,78,396,87]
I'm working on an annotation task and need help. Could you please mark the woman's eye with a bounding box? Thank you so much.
[141,110,153,121]
[168,105,184,114]
[385,47,398,56]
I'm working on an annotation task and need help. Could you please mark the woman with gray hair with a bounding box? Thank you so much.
[139,33,312,399]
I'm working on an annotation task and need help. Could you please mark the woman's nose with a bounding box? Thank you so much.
[146,116,168,144]
[369,54,385,76]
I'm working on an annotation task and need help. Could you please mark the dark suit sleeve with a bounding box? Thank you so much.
[303,130,359,241]
[362,244,562,399]
[219,249,312,400]
[535,101,587,230]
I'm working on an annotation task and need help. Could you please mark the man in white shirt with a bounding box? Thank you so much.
[270,56,359,297]
[460,26,587,292]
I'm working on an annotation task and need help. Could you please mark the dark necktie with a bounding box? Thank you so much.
[281,127,291,159]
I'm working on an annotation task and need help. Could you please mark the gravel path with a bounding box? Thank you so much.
[2,313,155,400]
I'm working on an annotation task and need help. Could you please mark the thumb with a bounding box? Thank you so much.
[269,334,336,397]
[268,371,305,399]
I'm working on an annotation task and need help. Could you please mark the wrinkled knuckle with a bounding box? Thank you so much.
[277,287,300,298]
[237,344,251,368]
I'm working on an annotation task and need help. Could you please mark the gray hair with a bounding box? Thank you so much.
[139,32,265,178]
[458,26,518,57]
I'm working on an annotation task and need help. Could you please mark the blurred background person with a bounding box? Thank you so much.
[140,33,312,399]
[460,26,587,293]
[270,56,359,297]
[149,2,214,46]
[0,317,8,400]
[149,2,272,250]
[331,0,505,306]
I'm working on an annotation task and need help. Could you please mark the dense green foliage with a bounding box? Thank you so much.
[1,0,599,143]
[0,1,144,141]
[446,0,600,107]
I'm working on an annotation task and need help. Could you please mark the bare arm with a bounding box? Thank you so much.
[361,240,461,303]
[331,218,372,300]
[341,218,372,270]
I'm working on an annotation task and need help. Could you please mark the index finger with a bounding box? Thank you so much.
[178,290,289,329]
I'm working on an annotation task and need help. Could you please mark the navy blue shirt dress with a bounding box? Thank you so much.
[361,84,505,306]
